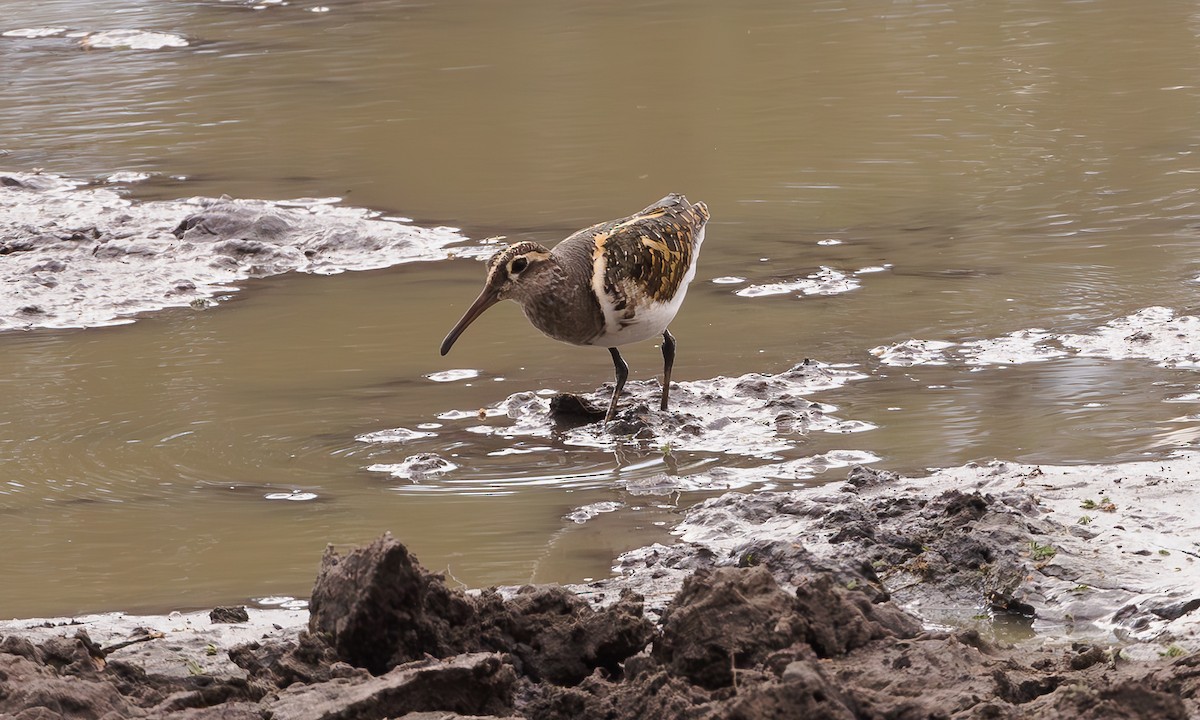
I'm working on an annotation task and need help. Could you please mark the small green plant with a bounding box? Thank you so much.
[205,644,218,657]
[1070,584,1091,594]
[1162,645,1186,658]
[1080,496,1117,512]
[1029,541,1057,561]
[1158,549,1171,556]
[1078,515,1093,525]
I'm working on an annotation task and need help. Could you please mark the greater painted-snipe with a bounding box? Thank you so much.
[440,193,709,424]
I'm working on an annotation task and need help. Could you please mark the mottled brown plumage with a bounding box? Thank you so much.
[441,194,709,424]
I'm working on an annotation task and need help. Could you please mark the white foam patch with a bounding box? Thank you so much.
[960,329,1066,365]
[367,453,457,480]
[1165,392,1200,404]
[622,472,760,495]
[870,339,956,366]
[564,501,623,524]
[3,27,68,38]
[426,369,481,383]
[1058,307,1200,368]
[79,29,189,50]
[103,171,152,184]
[355,427,437,444]
[263,491,318,501]
[735,267,860,298]
[762,450,883,479]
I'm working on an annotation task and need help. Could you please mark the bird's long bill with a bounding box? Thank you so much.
[439,287,501,356]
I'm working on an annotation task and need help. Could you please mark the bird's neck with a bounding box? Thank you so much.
[518,254,605,346]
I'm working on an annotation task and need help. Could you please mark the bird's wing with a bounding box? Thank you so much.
[592,198,709,319]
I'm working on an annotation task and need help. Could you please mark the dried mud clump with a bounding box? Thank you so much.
[306,533,655,684]
[651,565,918,690]
[307,534,481,674]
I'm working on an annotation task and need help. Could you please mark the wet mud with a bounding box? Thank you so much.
[368,360,880,493]
[0,172,465,331]
[873,306,1200,369]
[3,494,1198,719]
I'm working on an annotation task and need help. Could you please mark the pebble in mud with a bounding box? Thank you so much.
[209,606,250,624]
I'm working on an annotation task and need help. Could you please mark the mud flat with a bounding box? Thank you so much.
[3,456,1199,719]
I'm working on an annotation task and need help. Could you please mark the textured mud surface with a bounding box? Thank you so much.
[365,360,881,493]
[626,458,1200,647]
[0,172,466,330]
[3,517,1198,719]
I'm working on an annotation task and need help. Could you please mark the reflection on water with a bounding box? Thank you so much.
[4,0,1200,617]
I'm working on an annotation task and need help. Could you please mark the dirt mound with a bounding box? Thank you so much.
[651,565,919,690]
[2,533,1198,719]
[305,534,655,684]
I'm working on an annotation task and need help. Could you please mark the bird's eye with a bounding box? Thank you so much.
[510,256,528,274]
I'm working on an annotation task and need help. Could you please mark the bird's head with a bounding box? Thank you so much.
[439,241,553,356]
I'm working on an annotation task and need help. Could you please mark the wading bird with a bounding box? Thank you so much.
[440,193,709,424]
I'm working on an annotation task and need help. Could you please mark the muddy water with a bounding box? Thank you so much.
[5,1,1200,618]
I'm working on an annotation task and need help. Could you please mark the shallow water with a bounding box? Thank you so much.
[5,0,1200,618]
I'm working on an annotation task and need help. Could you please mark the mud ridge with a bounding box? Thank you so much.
[3,515,1198,719]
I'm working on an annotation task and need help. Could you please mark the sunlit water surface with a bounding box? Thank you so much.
[4,0,1200,617]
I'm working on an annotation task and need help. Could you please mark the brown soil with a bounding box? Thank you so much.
[2,533,1197,720]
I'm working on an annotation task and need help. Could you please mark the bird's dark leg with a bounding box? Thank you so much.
[605,347,629,424]
[660,329,676,412]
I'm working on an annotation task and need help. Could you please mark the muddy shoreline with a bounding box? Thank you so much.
[3,458,1198,719]
[3,172,1200,717]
